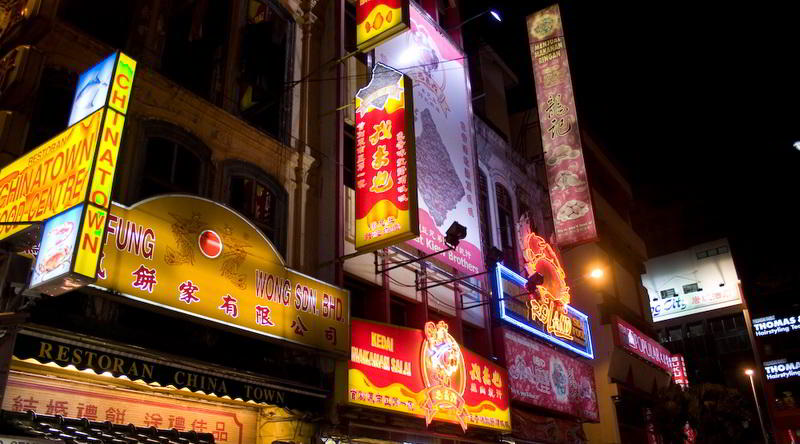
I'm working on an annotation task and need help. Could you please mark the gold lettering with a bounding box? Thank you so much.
[112,357,125,374]
[141,363,154,379]
[174,371,186,385]
[38,342,53,360]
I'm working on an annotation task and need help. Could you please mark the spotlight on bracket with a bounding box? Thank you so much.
[445,221,467,247]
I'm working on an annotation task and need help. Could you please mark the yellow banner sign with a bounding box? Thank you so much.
[0,109,104,240]
[95,195,349,355]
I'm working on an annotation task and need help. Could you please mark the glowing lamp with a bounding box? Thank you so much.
[489,10,502,22]
[589,268,604,279]
[745,369,754,376]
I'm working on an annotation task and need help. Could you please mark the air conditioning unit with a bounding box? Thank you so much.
[0,45,44,107]
[0,110,29,165]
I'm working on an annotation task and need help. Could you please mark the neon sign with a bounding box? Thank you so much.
[493,263,593,359]
[421,321,468,430]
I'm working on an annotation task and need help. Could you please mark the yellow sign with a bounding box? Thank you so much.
[0,109,104,240]
[95,195,349,355]
[356,0,409,52]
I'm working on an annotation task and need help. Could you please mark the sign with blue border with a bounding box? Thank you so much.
[493,263,594,359]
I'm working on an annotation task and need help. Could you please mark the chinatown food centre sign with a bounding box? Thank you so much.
[349,319,511,432]
[0,52,136,296]
[354,63,419,252]
[92,195,349,355]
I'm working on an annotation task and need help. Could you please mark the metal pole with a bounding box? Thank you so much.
[333,0,345,287]
[749,372,770,444]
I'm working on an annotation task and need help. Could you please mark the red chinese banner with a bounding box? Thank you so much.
[356,0,408,52]
[355,64,419,251]
[503,329,598,422]
[612,316,672,374]
[348,319,511,432]
[527,5,597,247]
[671,354,689,388]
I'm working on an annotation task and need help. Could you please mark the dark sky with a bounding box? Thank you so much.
[461,1,800,309]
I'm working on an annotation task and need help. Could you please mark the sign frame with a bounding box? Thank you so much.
[354,63,419,252]
[356,0,410,52]
[493,263,594,359]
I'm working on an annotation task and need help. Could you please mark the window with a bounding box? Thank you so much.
[717,245,729,254]
[683,283,700,294]
[668,327,683,342]
[161,0,229,102]
[478,171,492,256]
[24,68,75,152]
[344,124,355,189]
[222,161,288,256]
[696,250,708,259]
[238,0,294,142]
[136,122,211,202]
[696,245,729,260]
[60,0,135,49]
[495,184,518,272]
[390,298,407,327]
[688,322,704,337]
[660,288,676,299]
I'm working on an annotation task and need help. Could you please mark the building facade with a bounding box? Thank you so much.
[0,1,344,443]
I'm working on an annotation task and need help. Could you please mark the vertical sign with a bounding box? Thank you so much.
[671,354,689,388]
[356,0,409,52]
[354,63,419,251]
[375,3,484,275]
[527,5,597,247]
[24,51,136,296]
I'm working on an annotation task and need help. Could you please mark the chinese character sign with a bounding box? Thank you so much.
[355,64,419,252]
[356,0,409,52]
[527,5,597,247]
[3,372,257,444]
[375,3,484,275]
[504,329,599,422]
[349,319,511,432]
[94,195,349,355]
[612,316,672,374]
[671,354,689,388]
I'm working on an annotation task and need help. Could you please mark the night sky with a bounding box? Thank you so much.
[461,1,800,312]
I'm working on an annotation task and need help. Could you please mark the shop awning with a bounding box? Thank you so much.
[0,410,214,443]
[12,326,329,412]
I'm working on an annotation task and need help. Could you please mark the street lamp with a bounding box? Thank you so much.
[589,268,604,280]
[447,8,502,31]
[745,368,770,444]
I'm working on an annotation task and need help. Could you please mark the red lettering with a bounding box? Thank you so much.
[91,190,108,207]
[115,73,130,90]
[82,232,99,253]
[87,210,106,230]
[103,127,120,148]
[110,90,128,109]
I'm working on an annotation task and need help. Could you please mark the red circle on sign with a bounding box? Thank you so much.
[198,230,223,259]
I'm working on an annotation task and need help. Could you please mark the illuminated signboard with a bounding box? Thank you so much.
[356,0,409,52]
[349,319,511,432]
[504,328,599,422]
[93,195,349,355]
[753,314,800,337]
[354,63,418,252]
[10,52,136,296]
[68,52,116,126]
[671,354,689,388]
[611,316,671,374]
[493,263,593,360]
[375,3,484,275]
[527,5,597,247]
[764,359,800,381]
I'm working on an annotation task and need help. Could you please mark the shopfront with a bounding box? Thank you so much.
[335,318,511,444]
[1,195,349,443]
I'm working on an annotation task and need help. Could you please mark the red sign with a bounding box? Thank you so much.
[503,329,598,422]
[356,0,409,52]
[612,316,672,374]
[348,319,511,432]
[527,5,597,247]
[354,63,419,252]
[671,354,689,388]
[511,408,587,443]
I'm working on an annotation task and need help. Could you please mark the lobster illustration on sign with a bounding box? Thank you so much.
[420,321,468,431]
[518,214,574,340]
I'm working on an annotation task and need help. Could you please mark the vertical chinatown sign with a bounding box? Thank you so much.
[355,63,419,252]
[349,319,511,432]
[671,354,689,388]
[356,0,409,52]
[527,5,597,247]
[0,51,136,296]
